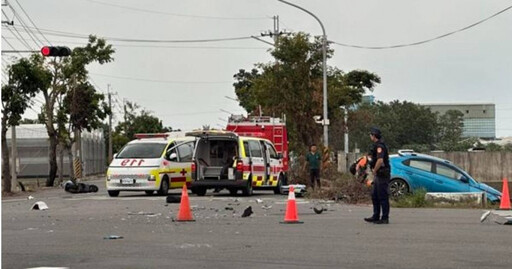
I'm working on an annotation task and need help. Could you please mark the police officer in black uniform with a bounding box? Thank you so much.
[364,127,391,224]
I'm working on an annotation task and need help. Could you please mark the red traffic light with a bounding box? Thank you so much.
[41,46,51,56]
[40,46,72,57]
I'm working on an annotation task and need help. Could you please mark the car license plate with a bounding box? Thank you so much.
[121,178,134,185]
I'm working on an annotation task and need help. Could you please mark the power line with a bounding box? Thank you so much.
[81,0,270,21]
[2,10,32,50]
[1,36,23,57]
[13,0,52,45]
[8,25,254,43]
[89,72,232,84]
[8,3,42,47]
[331,4,512,50]
[1,34,267,50]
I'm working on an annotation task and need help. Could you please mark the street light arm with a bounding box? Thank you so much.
[277,0,326,37]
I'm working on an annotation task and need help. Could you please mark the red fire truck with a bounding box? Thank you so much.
[226,115,289,183]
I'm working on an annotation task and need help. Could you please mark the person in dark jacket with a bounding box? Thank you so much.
[364,127,391,224]
[304,144,322,190]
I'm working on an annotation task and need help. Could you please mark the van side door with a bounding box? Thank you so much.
[264,141,280,187]
[247,140,266,186]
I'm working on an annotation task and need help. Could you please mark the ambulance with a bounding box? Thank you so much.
[187,130,286,196]
[106,133,195,197]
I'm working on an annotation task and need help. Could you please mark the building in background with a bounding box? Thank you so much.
[423,103,496,139]
[5,124,106,178]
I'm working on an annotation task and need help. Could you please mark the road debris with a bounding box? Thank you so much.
[225,207,234,211]
[313,205,324,214]
[128,211,158,217]
[31,201,48,210]
[63,180,99,194]
[256,199,263,204]
[261,205,272,210]
[241,206,253,218]
[480,210,512,225]
[104,235,124,240]
[166,195,181,203]
[27,195,34,200]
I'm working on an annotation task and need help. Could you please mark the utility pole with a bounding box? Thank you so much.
[107,84,113,163]
[260,16,288,45]
[11,125,18,192]
[278,0,329,148]
[123,98,127,135]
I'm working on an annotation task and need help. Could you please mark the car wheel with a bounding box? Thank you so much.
[389,178,409,198]
[145,191,154,195]
[242,178,253,196]
[274,174,284,195]
[108,190,120,197]
[195,187,207,196]
[157,177,169,196]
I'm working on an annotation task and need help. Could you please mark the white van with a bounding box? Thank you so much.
[106,133,195,197]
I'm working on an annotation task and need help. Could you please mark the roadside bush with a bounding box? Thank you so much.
[391,188,432,208]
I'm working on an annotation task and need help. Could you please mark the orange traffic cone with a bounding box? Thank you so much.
[280,186,303,224]
[499,178,511,210]
[176,184,195,222]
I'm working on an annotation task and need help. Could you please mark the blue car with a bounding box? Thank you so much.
[390,150,502,202]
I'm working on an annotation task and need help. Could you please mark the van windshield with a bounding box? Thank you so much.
[117,143,167,159]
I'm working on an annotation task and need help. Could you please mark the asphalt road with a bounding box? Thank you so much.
[2,179,511,269]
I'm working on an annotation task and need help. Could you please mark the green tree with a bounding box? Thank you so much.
[1,57,51,192]
[349,101,438,153]
[485,143,502,152]
[437,110,464,151]
[38,35,114,186]
[233,33,380,153]
[112,101,169,152]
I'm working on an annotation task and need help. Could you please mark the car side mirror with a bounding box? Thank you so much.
[113,153,118,159]
[168,153,177,161]
[460,176,469,183]
[277,153,283,159]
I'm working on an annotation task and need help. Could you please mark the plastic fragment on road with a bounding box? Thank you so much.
[31,201,48,210]
[27,195,34,200]
[480,210,512,225]
[241,206,253,218]
[104,235,124,240]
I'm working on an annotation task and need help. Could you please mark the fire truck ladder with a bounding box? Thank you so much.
[273,126,284,151]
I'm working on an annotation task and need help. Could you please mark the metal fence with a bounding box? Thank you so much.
[5,124,106,178]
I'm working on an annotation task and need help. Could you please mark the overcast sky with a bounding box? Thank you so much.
[2,0,512,137]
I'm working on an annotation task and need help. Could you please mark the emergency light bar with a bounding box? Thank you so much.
[134,133,169,139]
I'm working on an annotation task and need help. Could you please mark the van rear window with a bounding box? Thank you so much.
[117,143,167,159]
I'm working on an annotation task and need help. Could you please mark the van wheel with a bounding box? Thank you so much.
[157,177,169,196]
[228,188,238,196]
[242,179,253,196]
[195,187,207,196]
[145,191,154,195]
[108,190,120,197]
[274,174,284,195]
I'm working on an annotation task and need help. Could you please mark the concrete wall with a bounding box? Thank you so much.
[429,152,512,183]
[338,151,512,183]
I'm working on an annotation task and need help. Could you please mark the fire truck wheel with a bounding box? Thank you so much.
[274,174,284,195]
[242,178,253,196]
[195,187,207,196]
[157,177,169,196]
[228,188,238,196]
[145,191,154,195]
[108,190,120,197]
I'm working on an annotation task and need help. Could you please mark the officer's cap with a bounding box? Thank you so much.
[370,127,382,138]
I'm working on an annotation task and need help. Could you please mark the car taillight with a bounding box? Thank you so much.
[236,160,243,172]
[191,162,196,173]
